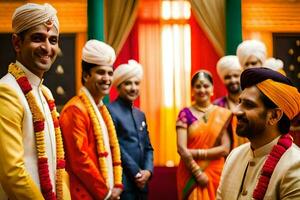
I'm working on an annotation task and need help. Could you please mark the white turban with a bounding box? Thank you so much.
[113,60,143,87]
[216,55,241,82]
[82,39,116,66]
[264,58,284,71]
[12,3,59,33]
[263,57,286,75]
[236,40,266,68]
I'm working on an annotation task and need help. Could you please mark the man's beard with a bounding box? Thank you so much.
[226,83,241,95]
[236,113,267,139]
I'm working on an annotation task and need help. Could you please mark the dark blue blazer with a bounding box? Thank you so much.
[107,97,154,193]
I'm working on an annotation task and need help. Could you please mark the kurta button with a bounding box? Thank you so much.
[249,161,255,166]
[242,189,248,196]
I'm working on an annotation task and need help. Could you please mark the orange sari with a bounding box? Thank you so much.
[177,106,232,200]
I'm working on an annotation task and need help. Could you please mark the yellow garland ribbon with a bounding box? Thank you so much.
[79,91,123,187]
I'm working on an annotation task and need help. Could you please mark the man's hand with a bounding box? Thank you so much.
[135,170,151,189]
[109,187,123,200]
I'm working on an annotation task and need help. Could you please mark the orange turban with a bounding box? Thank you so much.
[241,67,300,120]
[257,79,300,120]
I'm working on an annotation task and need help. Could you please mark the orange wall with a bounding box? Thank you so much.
[242,0,300,57]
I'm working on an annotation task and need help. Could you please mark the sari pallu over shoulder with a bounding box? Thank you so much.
[177,106,232,200]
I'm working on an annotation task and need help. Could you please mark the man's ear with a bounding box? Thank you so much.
[12,33,21,53]
[268,108,283,126]
[82,71,90,83]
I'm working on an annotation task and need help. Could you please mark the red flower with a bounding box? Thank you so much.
[113,161,121,166]
[34,121,45,132]
[47,100,55,111]
[253,134,293,200]
[98,151,109,157]
[57,159,66,169]
[17,76,32,94]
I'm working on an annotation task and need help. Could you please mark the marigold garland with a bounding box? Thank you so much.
[253,134,293,200]
[79,90,123,189]
[8,63,65,200]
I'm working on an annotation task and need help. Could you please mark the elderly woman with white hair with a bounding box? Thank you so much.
[107,60,154,200]
[236,39,267,70]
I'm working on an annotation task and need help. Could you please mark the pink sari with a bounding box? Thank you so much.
[176,106,232,200]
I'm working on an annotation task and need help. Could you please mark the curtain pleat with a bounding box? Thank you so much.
[189,0,225,56]
[104,0,140,54]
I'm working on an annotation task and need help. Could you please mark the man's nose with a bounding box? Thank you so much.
[41,40,51,52]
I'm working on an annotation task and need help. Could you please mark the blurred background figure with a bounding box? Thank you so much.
[214,55,247,147]
[264,57,286,75]
[108,60,154,200]
[236,39,267,70]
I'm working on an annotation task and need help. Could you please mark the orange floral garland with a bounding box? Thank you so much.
[8,63,65,200]
[79,90,123,188]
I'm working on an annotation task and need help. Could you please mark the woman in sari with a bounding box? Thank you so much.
[176,70,233,200]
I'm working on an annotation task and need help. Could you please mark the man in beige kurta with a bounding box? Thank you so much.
[217,67,300,200]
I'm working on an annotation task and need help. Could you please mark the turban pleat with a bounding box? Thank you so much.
[12,3,59,33]
[113,60,143,87]
[236,40,266,69]
[82,40,116,66]
[257,79,300,120]
[241,67,300,120]
[216,55,241,82]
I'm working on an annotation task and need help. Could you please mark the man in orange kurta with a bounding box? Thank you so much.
[59,40,123,200]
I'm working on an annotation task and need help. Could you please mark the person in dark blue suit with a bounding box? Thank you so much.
[107,60,154,200]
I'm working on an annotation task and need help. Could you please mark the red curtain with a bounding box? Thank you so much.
[190,12,226,100]
[109,22,140,106]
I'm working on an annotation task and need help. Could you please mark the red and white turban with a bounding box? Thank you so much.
[216,55,241,82]
[236,40,266,69]
[12,3,59,33]
[113,60,143,87]
[82,40,116,66]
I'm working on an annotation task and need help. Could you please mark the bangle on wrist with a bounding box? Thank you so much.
[194,168,203,177]
[204,150,207,159]
[197,149,204,159]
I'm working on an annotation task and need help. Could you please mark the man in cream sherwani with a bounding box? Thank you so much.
[217,67,300,200]
[0,3,70,199]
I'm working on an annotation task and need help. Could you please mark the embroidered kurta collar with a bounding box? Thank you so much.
[252,136,280,158]
[15,60,43,87]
